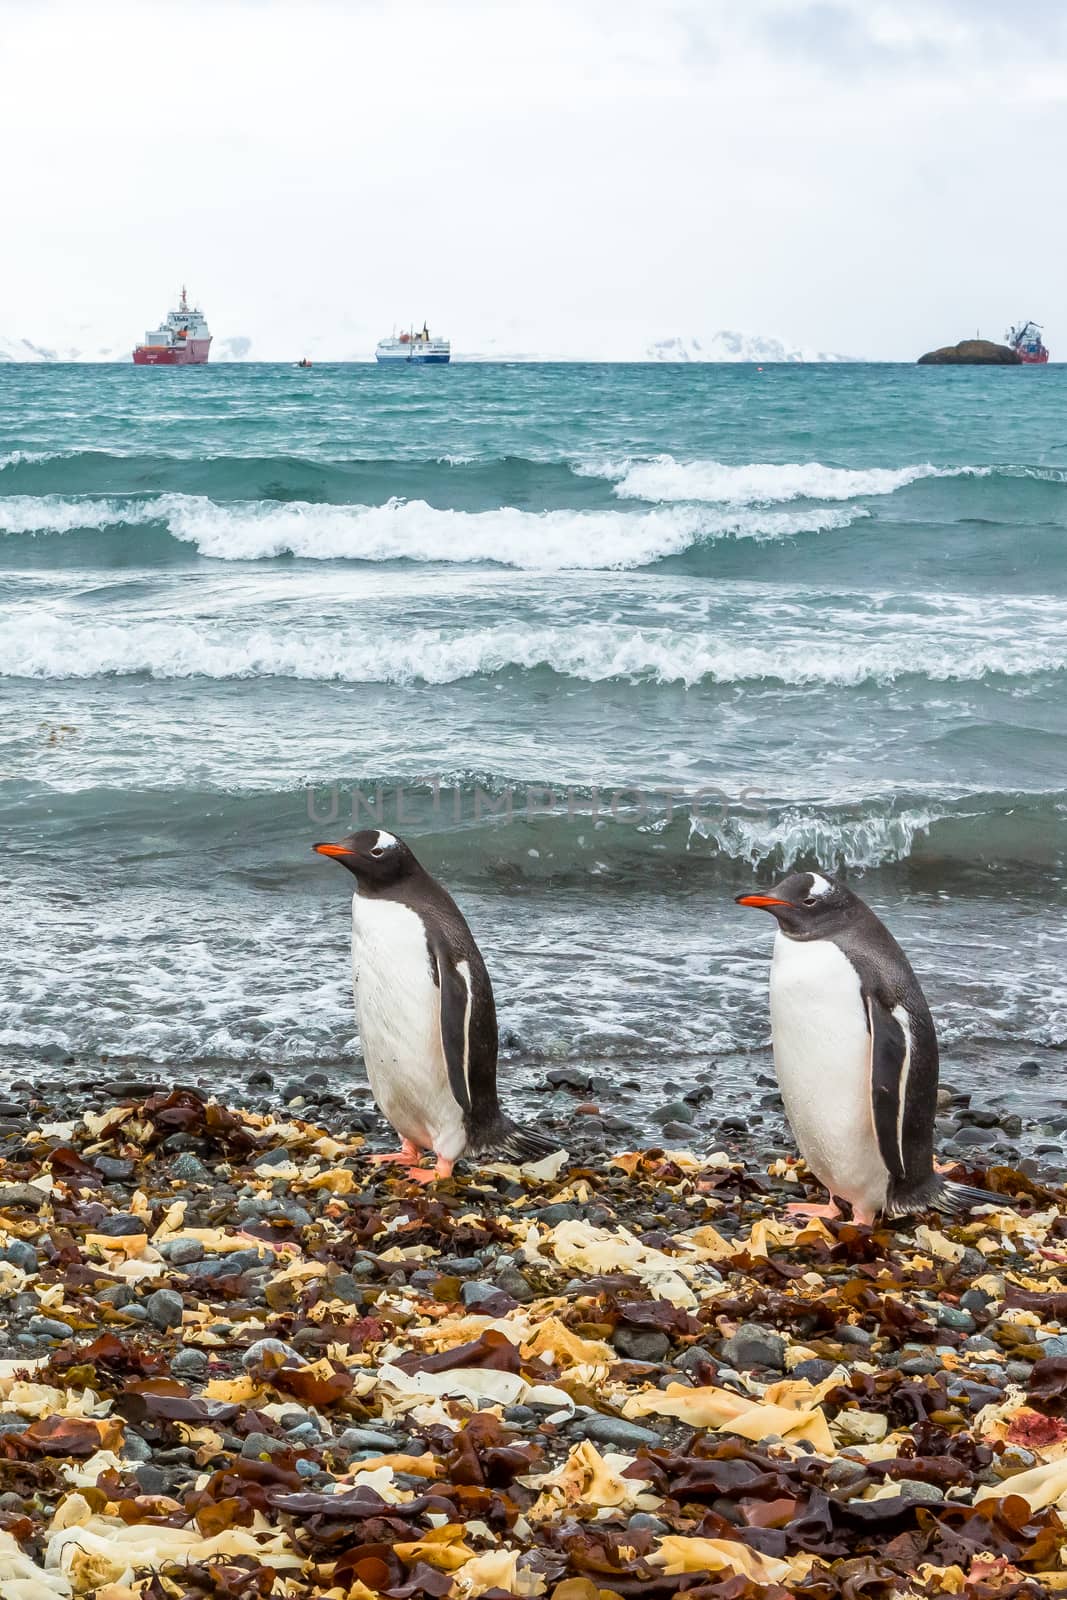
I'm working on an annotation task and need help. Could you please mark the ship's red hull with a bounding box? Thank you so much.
[1017,348,1049,364]
[133,339,211,365]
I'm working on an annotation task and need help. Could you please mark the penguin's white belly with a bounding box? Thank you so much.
[769,932,887,1216]
[350,896,467,1160]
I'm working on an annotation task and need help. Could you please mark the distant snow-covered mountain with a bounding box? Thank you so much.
[0,326,858,363]
[646,331,855,363]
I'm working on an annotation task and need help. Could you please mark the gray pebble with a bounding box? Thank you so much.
[328,1273,363,1306]
[435,1257,483,1275]
[253,1147,293,1169]
[650,1101,695,1126]
[333,1426,406,1453]
[834,1324,873,1347]
[933,1305,975,1333]
[0,1240,38,1273]
[134,1464,168,1494]
[612,1326,670,1363]
[0,1184,46,1212]
[1039,1335,1067,1359]
[893,1478,945,1505]
[242,1337,302,1367]
[627,1512,669,1534]
[461,1280,506,1309]
[93,1156,134,1181]
[96,1212,148,1237]
[123,1432,153,1462]
[146,1289,184,1331]
[157,1238,205,1265]
[171,1347,208,1378]
[172,1153,209,1180]
[241,1431,288,1458]
[28,1316,73,1340]
[720,1322,786,1372]
[674,1345,717,1374]
[575,1415,662,1449]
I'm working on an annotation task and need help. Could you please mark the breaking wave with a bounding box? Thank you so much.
[0,493,863,567]
[4,615,1064,684]
[596,456,956,504]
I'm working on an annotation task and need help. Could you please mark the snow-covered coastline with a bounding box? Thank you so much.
[0,328,858,364]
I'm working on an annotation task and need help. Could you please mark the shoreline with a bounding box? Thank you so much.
[3,1039,1064,1184]
[2,1086,1067,1593]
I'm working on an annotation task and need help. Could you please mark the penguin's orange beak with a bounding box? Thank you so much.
[313,842,354,860]
[735,894,791,909]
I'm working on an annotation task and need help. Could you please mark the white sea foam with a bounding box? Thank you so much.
[691,805,942,870]
[0,493,862,567]
[0,450,59,471]
[594,455,968,504]
[3,616,1064,685]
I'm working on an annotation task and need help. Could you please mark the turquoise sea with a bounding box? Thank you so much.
[0,362,1064,1117]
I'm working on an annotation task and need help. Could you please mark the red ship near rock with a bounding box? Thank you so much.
[1006,319,1049,364]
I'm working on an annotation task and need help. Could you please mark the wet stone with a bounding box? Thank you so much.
[28,1316,73,1339]
[241,1431,288,1458]
[158,1238,205,1265]
[93,1155,134,1181]
[0,1184,45,1212]
[650,1101,695,1126]
[894,1479,945,1506]
[134,1464,169,1495]
[0,1240,38,1272]
[146,1289,184,1330]
[96,1212,148,1236]
[334,1426,407,1454]
[572,1420,662,1459]
[172,1153,209,1180]
[243,1337,302,1366]
[612,1326,671,1363]
[171,1347,209,1378]
[719,1323,786,1372]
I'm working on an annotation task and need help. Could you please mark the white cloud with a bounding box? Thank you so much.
[0,0,1064,359]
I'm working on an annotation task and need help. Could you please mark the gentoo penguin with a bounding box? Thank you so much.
[736,871,997,1224]
[314,829,556,1181]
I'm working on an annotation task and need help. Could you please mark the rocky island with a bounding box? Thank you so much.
[918,338,1021,365]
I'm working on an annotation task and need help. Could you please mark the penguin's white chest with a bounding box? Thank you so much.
[350,895,467,1160]
[769,931,887,1216]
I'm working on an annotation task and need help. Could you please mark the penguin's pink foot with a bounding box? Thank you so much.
[406,1156,455,1185]
[371,1140,422,1167]
[852,1208,877,1227]
[785,1201,841,1220]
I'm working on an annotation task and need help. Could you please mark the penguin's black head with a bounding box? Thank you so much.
[736,870,857,938]
[313,829,415,887]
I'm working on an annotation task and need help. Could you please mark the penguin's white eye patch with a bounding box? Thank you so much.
[374,830,398,853]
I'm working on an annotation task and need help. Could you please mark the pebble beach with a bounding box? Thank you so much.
[3,1079,1067,1597]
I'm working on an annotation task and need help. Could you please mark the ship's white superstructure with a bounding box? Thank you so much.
[376,323,451,364]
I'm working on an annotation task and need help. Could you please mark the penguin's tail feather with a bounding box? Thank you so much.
[937,1179,1005,1216]
[885,1175,1005,1221]
[473,1116,560,1165]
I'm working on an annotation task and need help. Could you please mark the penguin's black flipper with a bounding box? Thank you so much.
[867,994,944,1217]
[432,941,491,1118]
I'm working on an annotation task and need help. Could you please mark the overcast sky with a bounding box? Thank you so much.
[2,0,1065,358]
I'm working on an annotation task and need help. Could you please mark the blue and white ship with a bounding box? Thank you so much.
[375,322,451,364]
